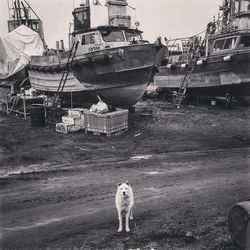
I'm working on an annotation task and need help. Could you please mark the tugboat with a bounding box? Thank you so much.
[154,0,250,101]
[27,0,166,108]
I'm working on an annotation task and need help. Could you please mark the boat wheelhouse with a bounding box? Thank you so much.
[72,25,146,53]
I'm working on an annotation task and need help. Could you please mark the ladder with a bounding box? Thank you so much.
[48,41,79,119]
[173,37,202,108]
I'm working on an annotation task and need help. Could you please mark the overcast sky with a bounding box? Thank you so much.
[0,0,220,48]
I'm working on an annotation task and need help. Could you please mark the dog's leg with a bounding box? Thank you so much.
[130,207,133,220]
[117,211,122,232]
[125,212,130,232]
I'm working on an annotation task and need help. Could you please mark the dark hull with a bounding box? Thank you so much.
[87,67,151,108]
[28,43,163,108]
[155,48,250,97]
[58,81,149,108]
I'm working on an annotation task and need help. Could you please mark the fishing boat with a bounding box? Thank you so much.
[154,0,250,101]
[27,0,166,108]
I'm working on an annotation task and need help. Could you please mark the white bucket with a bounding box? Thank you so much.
[211,100,216,106]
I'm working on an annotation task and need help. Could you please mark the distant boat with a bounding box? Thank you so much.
[27,0,166,108]
[154,0,250,100]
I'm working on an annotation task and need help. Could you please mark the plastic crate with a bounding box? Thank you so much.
[84,110,128,136]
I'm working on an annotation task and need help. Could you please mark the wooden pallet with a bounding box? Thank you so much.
[85,128,128,137]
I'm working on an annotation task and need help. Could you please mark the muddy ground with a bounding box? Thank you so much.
[0,100,249,250]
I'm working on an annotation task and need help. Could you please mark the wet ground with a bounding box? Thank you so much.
[0,100,249,250]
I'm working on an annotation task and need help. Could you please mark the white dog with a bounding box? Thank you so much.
[115,181,134,232]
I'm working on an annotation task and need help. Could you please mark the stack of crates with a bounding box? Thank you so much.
[84,109,129,137]
[56,108,86,134]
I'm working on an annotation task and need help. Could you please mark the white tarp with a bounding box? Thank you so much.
[0,25,44,79]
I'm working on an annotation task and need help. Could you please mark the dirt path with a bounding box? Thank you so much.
[0,100,249,249]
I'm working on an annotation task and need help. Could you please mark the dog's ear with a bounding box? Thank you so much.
[117,182,122,187]
[125,181,130,186]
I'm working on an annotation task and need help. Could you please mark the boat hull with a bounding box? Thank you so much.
[155,49,250,97]
[28,43,163,108]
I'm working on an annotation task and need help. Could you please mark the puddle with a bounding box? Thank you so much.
[144,171,164,175]
[130,155,152,161]
[143,166,199,176]
[40,183,63,190]
[144,186,159,192]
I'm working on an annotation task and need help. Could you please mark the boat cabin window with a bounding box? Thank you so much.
[213,37,237,51]
[101,30,125,42]
[75,10,88,22]
[233,0,250,15]
[240,0,250,12]
[82,33,95,45]
[124,30,142,43]
[234,0,240,14]
[213,39,225,51]
[224,37,237,49]
[239,35,250,47]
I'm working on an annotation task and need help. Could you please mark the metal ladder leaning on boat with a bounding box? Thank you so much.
[48,41,79,121]
[173,37,203,108]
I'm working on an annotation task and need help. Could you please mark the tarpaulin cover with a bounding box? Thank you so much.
[0,25,44,79]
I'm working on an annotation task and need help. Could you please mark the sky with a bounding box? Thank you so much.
[0,0,220,48]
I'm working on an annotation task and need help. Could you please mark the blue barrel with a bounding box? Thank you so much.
[30,104,45,127]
